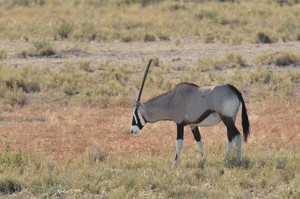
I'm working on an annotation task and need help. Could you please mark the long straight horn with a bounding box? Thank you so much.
[136,59,153,103]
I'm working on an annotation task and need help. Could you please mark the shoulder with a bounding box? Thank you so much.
[175,82,199,89]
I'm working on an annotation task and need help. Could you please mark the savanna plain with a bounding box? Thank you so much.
[0,0,300,198]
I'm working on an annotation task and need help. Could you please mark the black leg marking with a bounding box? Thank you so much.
[191,126,201,142]
[176,123,184,140]
[220,116,240,142]
[172,123,185,167]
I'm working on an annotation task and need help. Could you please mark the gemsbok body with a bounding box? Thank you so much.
[131,60,250,167]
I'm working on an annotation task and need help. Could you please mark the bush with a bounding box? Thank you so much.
[144,32,157,42]
[121,33,134,42]
[0,178,22,194]
[56,19,73,40]
[87,145,107,163]
[33,40,56,57]
[274,51,300,66]
[79,59,94,72]
[255,51,300,66]
[223,52,247,67]
[63,82,79,96]
[255,31,273,44]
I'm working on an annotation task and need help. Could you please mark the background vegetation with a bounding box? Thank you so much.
[0,0,300,43]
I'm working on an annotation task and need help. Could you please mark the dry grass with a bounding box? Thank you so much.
[0,1,300,43]
[0,60,300,197]
[0,0,300,197]
[0,95,299,198]
[254,51,300,66]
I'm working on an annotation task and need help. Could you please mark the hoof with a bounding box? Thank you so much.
[172,161,179,168]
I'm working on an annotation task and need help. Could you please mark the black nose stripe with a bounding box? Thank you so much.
[134,109,144,129]
[132,117,137,125]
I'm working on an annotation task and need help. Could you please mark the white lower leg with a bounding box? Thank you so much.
[234,134,242,161]
[172,139,183,167]
[226,141,233,160]
[196,141,206,159]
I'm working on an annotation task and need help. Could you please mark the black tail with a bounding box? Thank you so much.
[227,84,250,142]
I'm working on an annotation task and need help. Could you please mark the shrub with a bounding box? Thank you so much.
[56,19,73,40]
[144,32,157,42]
[3,88,27,107]
[204,33,215,43]
[249,66,272,84]
[18,49,30,58]
[33,40,56,57]
[274,51,300,66]
[121,33,134,42]
[157,32,170,41]
[63,82,79,96]
[254,51,300,66]
[255,31,273,44]
[196,9,218,20]
[223,52,247,67]
[87,145,107,163]
[0,178,22,194]
[79,59,94,72]
[153,57,160,67]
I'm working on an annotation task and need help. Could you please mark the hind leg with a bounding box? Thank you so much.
[220,116,242,161]
[190,126,206,159]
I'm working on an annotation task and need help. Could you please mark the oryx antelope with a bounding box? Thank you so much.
[130,59,250,167]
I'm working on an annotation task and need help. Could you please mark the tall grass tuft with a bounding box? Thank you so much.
[56,19,73,40]
[254,31,273,44]
[254,51,300,66]
[198,52,247,71]
[33,40,56,57]
[0,178,22,195]
[0,49,7,60]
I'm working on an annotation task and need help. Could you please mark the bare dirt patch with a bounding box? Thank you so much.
[0,95,299,162]
[1,39,300,68]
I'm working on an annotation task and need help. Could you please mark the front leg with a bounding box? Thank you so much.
[172,123,184,167]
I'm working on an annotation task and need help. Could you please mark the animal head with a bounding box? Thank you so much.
[130,59,152,134]
[130,103,146,134]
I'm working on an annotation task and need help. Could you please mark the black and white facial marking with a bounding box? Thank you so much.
[130,104,146,134]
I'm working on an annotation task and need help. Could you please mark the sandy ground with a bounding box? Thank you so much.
[1,39,300,69]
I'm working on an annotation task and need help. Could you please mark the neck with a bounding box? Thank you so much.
[140,92,173,123]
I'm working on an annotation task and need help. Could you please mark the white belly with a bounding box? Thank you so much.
[191,113,221,127]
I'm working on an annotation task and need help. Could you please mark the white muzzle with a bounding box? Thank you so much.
[130,125,140,134]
